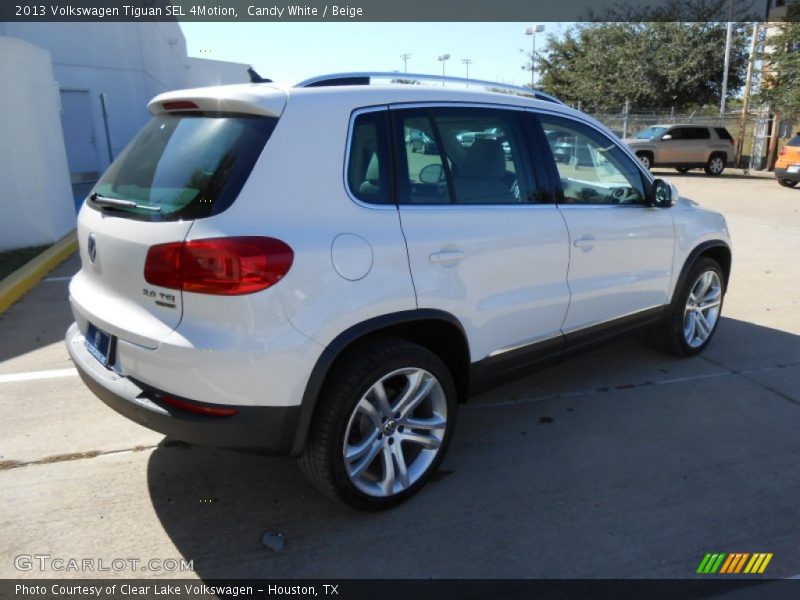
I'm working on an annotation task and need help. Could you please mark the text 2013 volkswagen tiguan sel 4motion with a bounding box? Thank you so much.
[66,73,732,509]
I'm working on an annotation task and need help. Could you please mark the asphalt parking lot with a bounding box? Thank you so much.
[1,171,799,580]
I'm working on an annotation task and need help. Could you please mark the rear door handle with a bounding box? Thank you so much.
[429,250,466,264]
[573,236,596,249]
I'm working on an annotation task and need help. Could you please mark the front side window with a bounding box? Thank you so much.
[91,113,276,221]
[347,110,392,205]
[634,126,667,140]
[395,107,537,205]
[539,114,647,205]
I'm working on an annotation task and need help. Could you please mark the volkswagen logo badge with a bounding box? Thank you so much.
[87,233,97,263]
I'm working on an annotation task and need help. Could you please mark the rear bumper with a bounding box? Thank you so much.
[65,323,299,454]
[775,167,800,182]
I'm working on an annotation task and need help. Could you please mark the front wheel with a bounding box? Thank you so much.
[704,155,726,176]
[778,178,798,188]
[299,337,457,510]
[637,153,652,170]
[644,257,724,357]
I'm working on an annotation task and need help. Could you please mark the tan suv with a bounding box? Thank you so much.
[625,124,735,176]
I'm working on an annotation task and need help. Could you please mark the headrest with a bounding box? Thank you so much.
[461,138,506,178]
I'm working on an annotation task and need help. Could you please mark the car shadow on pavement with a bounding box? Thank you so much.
[146,317,800,579]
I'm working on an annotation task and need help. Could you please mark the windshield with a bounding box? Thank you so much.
[90,113,277,221]
[634,126,667,140]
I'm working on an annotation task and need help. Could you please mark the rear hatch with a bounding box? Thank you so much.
[70,86,285,348]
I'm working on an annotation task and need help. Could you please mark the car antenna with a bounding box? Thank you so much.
[247,66,272,83]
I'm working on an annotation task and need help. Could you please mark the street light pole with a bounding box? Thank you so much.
[400,53,411,73]
[524,24,545,88]
[438,53,450,86]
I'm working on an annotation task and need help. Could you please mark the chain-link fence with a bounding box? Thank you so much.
[584,107,778,171]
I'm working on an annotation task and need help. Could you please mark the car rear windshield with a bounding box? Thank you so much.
[89,113,277,221]
[788,135,800,147]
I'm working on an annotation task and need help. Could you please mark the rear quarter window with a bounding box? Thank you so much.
[346,110,392,205]
[715,128,733,140]
[89,113,277,221]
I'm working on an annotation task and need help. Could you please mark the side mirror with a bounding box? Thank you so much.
[661,134,673,141]
[419,163,444,184]
[650,178,676,208]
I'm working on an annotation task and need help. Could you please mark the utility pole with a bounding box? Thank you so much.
[461,58,473,86]
[720,0,734,116]
[735,23,759,168]
[400,53,411,73]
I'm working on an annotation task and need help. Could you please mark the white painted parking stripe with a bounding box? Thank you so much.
[0,368,78,384]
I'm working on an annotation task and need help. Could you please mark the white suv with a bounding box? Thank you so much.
[65,73,732,509]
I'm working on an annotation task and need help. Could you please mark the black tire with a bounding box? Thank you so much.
[675,166,691,173]
[299,336,457,510]
[636,152,653,170]
[704,154,726,176]
[777,178,799,188]
[644,257,725,357]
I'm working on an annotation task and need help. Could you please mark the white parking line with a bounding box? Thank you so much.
[0,368,78,384]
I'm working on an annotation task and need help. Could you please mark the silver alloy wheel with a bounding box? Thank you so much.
[708,156,724,174]
[343,367,447,497]
[683,270,722,348]
[638,154,651,169]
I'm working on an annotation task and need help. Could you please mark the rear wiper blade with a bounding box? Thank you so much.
[90,193,161,212]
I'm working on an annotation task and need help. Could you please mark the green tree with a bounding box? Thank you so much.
[759,5,800,119]
[538,22,748,112]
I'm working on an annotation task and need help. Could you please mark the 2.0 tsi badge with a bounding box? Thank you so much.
[87,233,97,263]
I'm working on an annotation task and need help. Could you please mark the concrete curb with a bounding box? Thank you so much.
[0,230,77,314]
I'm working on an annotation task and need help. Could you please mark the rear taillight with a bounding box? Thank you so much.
[145,237,293,295]
[730,138,735,146]
[779,147,787,156]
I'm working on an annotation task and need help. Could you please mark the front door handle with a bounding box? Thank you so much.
[573,236,596,249]
[429,250,466,264]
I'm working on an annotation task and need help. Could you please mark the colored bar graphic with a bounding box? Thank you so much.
[759,553,773,573]
[699,552,773,575]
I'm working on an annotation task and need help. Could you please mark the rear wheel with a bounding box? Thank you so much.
[637,152,652,170]
[777,178,798,188]
[299,337,457,510]
[704,154,726,176]
[675,166,691,173]
[644,257,724,357]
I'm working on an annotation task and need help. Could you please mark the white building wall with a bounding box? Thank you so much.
[0,22,248,174]
[0,37,75,251]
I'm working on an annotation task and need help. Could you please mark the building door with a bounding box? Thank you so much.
[60,90,99,181]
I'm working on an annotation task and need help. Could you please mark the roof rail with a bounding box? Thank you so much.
[294,72,565,105]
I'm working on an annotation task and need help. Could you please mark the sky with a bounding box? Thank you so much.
[180,22,574,87]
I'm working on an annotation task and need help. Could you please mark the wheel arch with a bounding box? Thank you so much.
[290,309,471,456]
[673,240,732,302]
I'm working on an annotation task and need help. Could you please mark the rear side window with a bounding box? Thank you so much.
[90,113,276,221]
[715,128,733,140]
[686,127,711,140]
[394,107,537,205]
[346,110,392,205]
